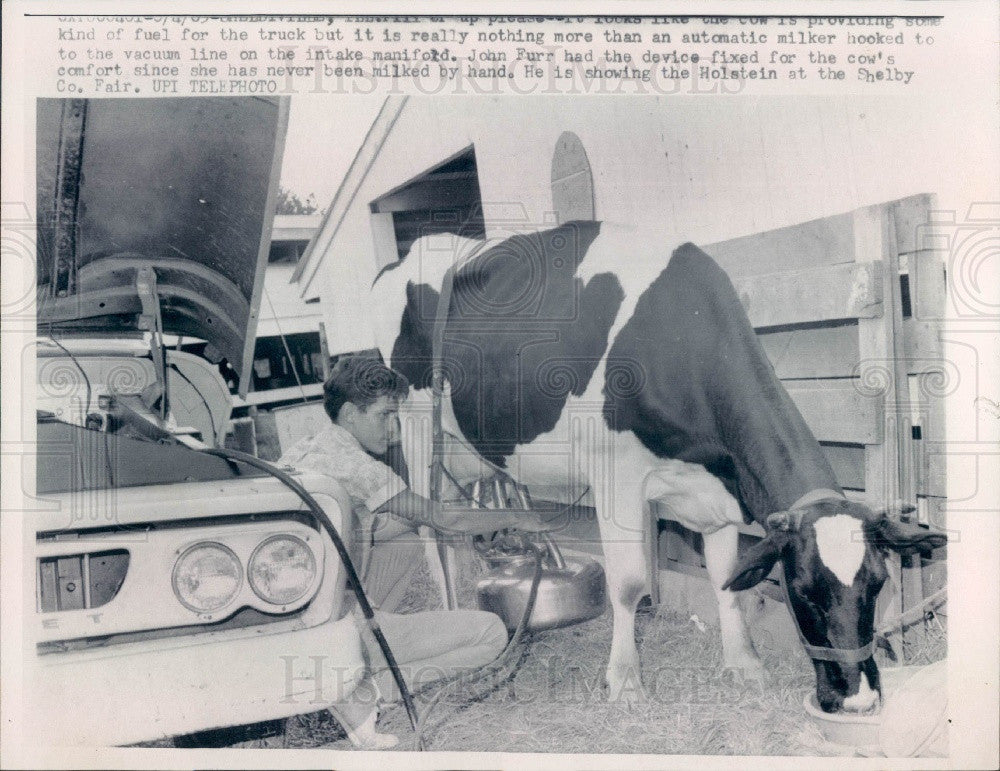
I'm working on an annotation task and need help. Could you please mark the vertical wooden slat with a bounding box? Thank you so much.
[646,499,660,606]
[890,193,936,255]
[855,205,906,505]
[888,212,919,510]
[906,193,949,502]
[902,196,948,606]
[920,496,949,615]
[855,203,912,656]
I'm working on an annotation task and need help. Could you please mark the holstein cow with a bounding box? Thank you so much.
[369,220,945,713]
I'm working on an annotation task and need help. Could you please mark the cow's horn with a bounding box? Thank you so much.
[766,511,799,532]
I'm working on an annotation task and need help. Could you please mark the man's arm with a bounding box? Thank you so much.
[377,489,549,534]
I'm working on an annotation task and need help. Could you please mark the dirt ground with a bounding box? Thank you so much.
[285,606,835,755]
[276,557,904,757]
[155,549,944,756]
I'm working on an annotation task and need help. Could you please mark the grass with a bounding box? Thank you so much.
[279,555,893,756]
[284,603,841,755]
[150,536,946,756]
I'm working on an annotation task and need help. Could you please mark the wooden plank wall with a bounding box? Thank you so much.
[657,194,947,638]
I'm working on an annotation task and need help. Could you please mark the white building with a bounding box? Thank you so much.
[292,94,959,356]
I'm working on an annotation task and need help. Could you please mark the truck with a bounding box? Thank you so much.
[29,96,364,747]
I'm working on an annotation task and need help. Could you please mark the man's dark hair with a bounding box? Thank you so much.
[323,354,409,423]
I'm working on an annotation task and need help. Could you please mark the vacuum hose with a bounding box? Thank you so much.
[199,447,425,748]
[413,541,543,748]
[201,447,545,751]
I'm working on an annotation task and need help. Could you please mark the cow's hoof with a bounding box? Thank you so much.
[608,684,649,707]
[724,656,765,682]
[605,667,647,705]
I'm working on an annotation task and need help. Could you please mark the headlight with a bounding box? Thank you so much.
[248,535,317,605]
[172,542,243,613]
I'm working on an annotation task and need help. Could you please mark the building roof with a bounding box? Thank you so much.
[290,96,408,294]
[257,262,321,338]
[272,214,323,242]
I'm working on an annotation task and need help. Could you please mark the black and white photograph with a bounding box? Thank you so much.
[2,4,998,770]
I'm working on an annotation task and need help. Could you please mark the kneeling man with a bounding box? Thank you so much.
[280,354,538,747]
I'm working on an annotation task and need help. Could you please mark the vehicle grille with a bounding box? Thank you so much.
[37,550,129,612]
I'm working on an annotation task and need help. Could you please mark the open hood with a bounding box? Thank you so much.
[36,97,289,396]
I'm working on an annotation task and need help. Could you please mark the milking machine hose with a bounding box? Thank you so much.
[201,446,546,751]
[199,447,425,748]
[412,540,544,749]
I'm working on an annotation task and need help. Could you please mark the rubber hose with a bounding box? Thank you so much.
[413,541,544,748]
[199,447,425,749]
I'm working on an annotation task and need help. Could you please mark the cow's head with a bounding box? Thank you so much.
[723,498,946,714]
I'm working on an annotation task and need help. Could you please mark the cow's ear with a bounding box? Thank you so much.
[722,532,789,592]
[870,516,947,556]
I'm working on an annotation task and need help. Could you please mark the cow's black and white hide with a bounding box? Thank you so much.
[369,222,946,712]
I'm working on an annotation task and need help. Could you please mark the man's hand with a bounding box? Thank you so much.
[486,509,553,533]
[435,506,553,535]
[377,490,554,534]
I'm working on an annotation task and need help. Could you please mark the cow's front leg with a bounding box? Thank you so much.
[703,524,763,677]
[603,542,646,702]
[595,476,649,703]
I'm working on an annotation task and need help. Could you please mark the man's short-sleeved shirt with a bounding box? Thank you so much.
[278,423,407,520]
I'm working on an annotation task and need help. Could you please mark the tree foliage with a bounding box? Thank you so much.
[275,186,319,215]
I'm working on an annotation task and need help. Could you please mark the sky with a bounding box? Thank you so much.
[279,96,384,208]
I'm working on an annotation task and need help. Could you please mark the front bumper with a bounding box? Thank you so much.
[28,609,364,746]
[29,470,367,746]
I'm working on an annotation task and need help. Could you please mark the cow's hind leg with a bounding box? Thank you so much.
[702,524,764,677]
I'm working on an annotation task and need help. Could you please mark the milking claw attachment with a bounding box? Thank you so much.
[428,260,606,632]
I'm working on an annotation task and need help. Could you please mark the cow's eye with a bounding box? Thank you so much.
[865,571,887,598]
[790,578,822,605]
